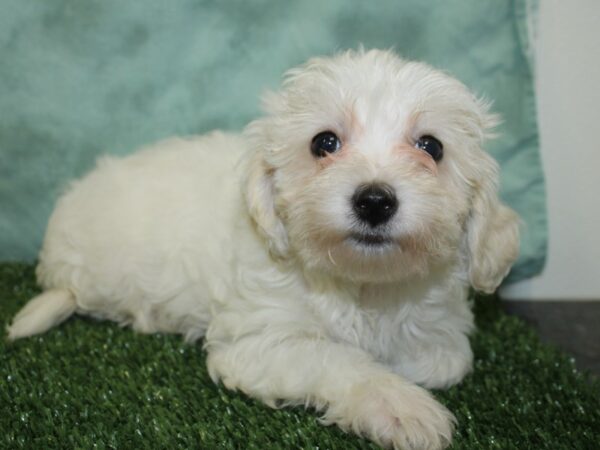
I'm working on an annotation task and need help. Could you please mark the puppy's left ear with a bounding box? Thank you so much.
[464,155,520,293]
[243,124,289,259]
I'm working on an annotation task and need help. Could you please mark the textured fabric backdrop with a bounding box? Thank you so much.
[0,0,546,282]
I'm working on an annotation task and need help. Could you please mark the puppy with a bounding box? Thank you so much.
[8,49,519,450]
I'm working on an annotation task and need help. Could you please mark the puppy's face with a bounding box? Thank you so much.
[246,50,519,289]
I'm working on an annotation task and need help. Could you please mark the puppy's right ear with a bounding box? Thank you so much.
[244,129,289,259]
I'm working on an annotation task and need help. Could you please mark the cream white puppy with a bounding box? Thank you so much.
[8,49,519,450]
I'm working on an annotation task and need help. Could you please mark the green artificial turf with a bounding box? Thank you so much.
[1,263,599,449]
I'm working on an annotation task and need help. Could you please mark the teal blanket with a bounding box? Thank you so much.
[0,0,546,282]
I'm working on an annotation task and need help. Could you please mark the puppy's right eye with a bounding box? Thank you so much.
[311,131,341,158]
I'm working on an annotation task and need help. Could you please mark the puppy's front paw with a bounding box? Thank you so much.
[323,374,455,450]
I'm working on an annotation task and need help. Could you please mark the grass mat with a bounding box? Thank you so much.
[1,262,598,449]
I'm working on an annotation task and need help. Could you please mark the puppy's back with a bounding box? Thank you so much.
[11,132,247,340]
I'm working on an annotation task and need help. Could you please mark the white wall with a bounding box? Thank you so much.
[501,0,600,300]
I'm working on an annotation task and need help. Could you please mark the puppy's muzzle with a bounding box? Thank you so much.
[352,183,398,228]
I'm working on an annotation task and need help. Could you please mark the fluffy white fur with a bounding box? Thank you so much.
[8,50,519,450]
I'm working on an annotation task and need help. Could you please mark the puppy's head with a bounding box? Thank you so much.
[245,49,519,290]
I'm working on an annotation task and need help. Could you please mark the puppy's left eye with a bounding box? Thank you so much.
[311,131,341,158]
[415,135,443,162]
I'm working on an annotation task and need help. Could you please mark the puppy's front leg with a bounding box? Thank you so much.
[392,295,474,390]
[206,315,454,450]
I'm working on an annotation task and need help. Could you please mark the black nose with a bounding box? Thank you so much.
[352,183,398,227]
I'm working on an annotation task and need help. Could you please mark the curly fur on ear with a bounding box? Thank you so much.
[243,124,289,259]
[465,154,520,293]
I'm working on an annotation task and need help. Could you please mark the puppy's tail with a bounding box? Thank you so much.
[7,289,76,341]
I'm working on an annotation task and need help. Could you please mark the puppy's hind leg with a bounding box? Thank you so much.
[7,289,76,341]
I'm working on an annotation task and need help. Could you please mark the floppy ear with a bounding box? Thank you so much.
[244,141,289,259]
[465,157,520,293]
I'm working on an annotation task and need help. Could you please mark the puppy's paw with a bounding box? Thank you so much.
[323,374,455,450]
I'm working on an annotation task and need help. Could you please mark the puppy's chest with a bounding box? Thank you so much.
[310,288,417,364]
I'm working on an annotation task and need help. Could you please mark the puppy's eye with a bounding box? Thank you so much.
[415,135,443,162]
[311,131,341,158]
